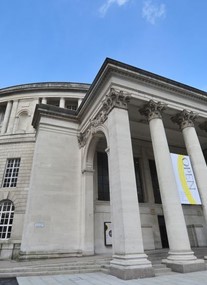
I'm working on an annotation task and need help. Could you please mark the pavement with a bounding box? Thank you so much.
[10,270,207,285]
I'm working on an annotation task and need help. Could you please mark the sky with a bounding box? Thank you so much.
[0,0,207,90]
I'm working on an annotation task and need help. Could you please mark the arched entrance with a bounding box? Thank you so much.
[81,128,111,255]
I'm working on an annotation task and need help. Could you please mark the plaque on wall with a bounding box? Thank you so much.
[104,222,112,246]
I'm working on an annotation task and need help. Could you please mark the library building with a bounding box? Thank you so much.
[1,58,207,279]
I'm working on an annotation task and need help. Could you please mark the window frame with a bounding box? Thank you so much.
[0,200,15,240]
[2,158,21,188]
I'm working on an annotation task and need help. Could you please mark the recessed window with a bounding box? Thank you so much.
[0,200,14,240]
[65,100,78,111]
[0,105,6,127]
[2,158,21,188]
[134,157,144,203]
[149,160,162,204]
[97,152,110,201]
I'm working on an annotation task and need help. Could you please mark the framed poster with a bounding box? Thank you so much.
[104,222,112,246]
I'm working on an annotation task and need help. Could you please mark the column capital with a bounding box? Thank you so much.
[171,110,198,130]
[102,88,131,114]
[139,100,167,121]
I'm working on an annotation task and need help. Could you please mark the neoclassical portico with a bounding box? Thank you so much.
[140,100,205,272]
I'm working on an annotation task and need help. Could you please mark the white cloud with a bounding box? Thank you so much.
[99,0,129,17]
[142,1,166,24]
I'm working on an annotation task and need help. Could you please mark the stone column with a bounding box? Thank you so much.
[172,110,207,225]
[7,100,18,134]
[104,89,154,280]
[41,98,47,104]
[140,100,205,273]
[59,98,65,108]
[1,101,12,134]
[81,165,94,255]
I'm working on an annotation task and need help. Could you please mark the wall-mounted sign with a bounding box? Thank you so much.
[34,222,45,228]
[104,222,112,246]
[171,153,201,205]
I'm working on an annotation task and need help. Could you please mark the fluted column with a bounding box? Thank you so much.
[172,110,207,225]
[140,100,204,272]
[104,89,154,279]
[1,101,12,134]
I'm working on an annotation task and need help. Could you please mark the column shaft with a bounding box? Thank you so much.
[149,117,192,253]
[108,107,153,279]
[41,98,47,104]
[59,98,65,108]
[182,126,207,223]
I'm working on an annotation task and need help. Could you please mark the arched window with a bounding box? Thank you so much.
[0,200,14,240]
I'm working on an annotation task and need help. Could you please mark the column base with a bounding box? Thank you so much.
[162,250,206,273]
[110,254,155,280]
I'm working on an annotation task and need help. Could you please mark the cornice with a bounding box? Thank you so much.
[0,82,90,97]
[77,58,207,122]
[32,104,78,129]
[106,63,207,103]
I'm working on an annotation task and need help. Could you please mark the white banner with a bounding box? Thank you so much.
[171,153,201,205]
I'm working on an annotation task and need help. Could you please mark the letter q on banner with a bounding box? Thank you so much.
[171,153,201,205]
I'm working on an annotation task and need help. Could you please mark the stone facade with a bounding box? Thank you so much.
[0,59,207,279]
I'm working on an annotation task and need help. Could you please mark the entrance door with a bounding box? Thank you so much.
[158,215,169,248]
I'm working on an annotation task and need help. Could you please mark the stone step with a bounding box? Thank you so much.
[153,263,173,276]
[0,268,102,278]
[0,257,111,278]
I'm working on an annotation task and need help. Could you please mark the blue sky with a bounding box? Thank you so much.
[0,0,207,90]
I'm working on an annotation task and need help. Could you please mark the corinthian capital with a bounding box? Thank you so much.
[139,100,167,121]
[171,110,198,130]
[102,88,131,114]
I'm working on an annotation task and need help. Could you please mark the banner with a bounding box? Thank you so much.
[171,153,201,205]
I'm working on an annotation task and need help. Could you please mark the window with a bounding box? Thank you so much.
[47,99,59,107]
[2,158,21,188]
[149,160,162,204]
[97,152,110,201]
[134,158,144,202]
[65,100,78,111]
[0,200,14,239]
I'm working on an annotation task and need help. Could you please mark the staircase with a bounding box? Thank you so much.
[147,247,207,276]
[0,255,112,278]
[147,248,174,276]
[1,248,207,278]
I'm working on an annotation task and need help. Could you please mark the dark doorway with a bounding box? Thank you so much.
[158,215,169,248]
